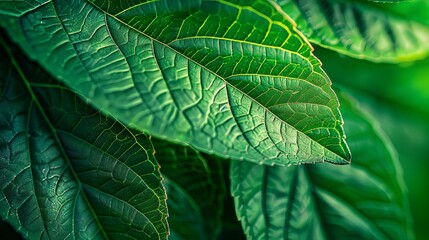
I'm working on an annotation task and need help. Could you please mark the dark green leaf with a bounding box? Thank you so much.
[315,46,429,238]
[0,0,350,166]
[274,0,429,62]
[152,139,225,240]
[231,91,413,239]
[0,37,168,239]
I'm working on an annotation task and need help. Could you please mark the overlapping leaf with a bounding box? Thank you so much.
[0,37,168,240]
[0,0,350,166]
[231,92,413,239]
[364,0,409,2]
[275,0,429,62]
[153,139,225,240]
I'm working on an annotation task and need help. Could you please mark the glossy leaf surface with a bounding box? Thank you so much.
[0,38,168,240]
[275,0,429,62]
[0,0,350,166]
[153,139,225,240]
[231,92,413,239]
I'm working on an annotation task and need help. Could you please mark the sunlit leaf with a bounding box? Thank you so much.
[0,0,350,166]
[274,0,429,62]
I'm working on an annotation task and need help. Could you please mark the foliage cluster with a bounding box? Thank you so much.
[1,0,428,239]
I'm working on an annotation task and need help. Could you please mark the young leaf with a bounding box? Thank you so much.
[0,0,350,166]
[274,0,429,62]
[0,38,168,240]
[231,91,413,239]
[152,139,225,240]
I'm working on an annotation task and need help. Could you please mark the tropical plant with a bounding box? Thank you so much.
[1,0,427,239]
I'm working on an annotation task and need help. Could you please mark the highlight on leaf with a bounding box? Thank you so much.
[274,0,429,62]
[231,92,413,240]
[0,0,350,166]
[0,0,422,239]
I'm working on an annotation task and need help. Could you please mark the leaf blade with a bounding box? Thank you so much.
[0,0,350,165]
[153,139,226,240]
[0,37,168,239]
[231,91,413,239]
[275,0,429,62]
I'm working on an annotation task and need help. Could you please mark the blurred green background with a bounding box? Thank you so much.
[315,46,429,240]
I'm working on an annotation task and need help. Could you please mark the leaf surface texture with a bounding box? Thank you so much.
[0,0,350,165]
[153,139,225,240]
[231,92,413,239]
[275,0,429,62]
[0,38,168,240]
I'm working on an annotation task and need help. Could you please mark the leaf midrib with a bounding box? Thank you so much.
[316,187,389,239]
[283,167,299,239]
[84,1,348,162]
[55,128,161,202]
[304,167,390,240]
[0,38,110,240]
[14,0,348,162]
[82,183,159,237]
[26,102,51,239]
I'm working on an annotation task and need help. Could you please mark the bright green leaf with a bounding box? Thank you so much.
[275,0,429,62]
[0,38,168,240]
[363,0,410,2]
[0,0,350,166]
[231,91,413,239]
[152,139,225,240]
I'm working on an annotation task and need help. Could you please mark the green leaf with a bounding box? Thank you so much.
[152,139,225,240]
[231,91,413,239]
[0,0,350,166]
[275,0,429,62]
[0,37,168,239]
[363,0,409,2]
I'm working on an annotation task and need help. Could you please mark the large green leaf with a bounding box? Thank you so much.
[0,37,168,239]
[231,91,413,239]
[152,139,225,240]
[0,0,350,166]
[275,0,429,62]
